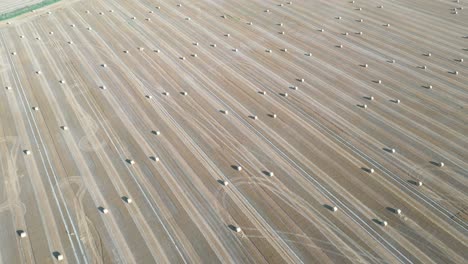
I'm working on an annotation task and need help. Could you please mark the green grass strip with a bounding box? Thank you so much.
[0,0,61,21]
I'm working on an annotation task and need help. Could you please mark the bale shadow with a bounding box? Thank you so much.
[407,179,421,186]
[383,147,394,153]
[16,230,25,237]
[323,204,335,211]
[217,179,226,185]
[429,161,441,167]
[52,251,62,260]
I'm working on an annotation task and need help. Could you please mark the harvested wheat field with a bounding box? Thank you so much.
[0,0,467,263]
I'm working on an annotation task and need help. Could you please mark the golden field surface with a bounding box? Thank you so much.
[0,0,467,263]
